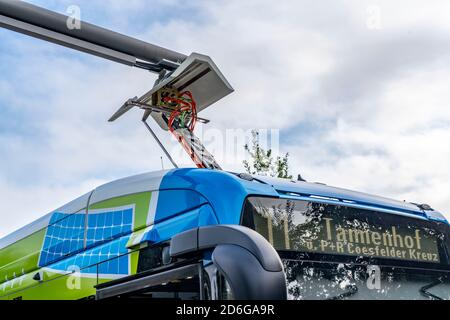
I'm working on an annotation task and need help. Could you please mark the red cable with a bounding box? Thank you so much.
[162,91,204,168]
[164,91,197,132]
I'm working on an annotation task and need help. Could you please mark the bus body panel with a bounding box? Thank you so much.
[0,168,448,300]
[0,182,219,299]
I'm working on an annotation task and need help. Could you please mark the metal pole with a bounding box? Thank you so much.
[142,119,178,169]
[0,0,187,64]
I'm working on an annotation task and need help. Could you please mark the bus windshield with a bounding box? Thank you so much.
[242,196,450,300]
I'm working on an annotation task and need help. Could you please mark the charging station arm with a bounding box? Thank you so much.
[0,0,186,70]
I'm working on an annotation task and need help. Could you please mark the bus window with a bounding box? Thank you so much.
[283,260,450,300]
[242,196,450,300]
[242,197,448,265]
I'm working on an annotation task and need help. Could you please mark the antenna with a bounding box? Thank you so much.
[142,117,178,169]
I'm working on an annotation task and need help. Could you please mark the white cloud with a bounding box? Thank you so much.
[1,0,450,237]
[291,65,450,217]
[0,178,105,236]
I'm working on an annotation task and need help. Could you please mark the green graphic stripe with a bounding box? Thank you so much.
[1,271,114,300]
[0,191,153,299]
[0,229,46,284]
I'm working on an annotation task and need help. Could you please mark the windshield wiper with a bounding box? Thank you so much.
[327,284,358,300]
[420,277,445,300]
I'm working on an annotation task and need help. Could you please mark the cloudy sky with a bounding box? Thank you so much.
[1,0,450,237]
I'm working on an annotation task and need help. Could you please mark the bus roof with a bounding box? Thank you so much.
[252,175,447,223]
[0,168,447,250]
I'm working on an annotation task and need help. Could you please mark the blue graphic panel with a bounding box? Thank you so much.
[86,208,133,247]
[49,236,130,275]
[40,213,85,266]
[39,207,133,271]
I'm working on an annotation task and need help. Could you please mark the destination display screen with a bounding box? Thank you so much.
[243,197,444,264]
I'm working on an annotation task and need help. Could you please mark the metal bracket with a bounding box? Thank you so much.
[134,59,180,73]
[109,96,219,170]
[108,99,210,124]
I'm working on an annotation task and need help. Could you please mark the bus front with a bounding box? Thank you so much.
[240,180,450,300]
[94,170,449,301]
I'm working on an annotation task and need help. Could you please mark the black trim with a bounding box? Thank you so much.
[96,264,199,300]
[278,250,450,273]
[420,277,445,300]
[95,258,195,290]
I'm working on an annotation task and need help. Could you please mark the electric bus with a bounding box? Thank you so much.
[0,168,449,300]
[0,1,449,301]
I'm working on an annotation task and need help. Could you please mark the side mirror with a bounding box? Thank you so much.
[170,225,288,300]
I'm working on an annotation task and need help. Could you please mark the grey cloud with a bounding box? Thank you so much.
[320,30,450,109]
